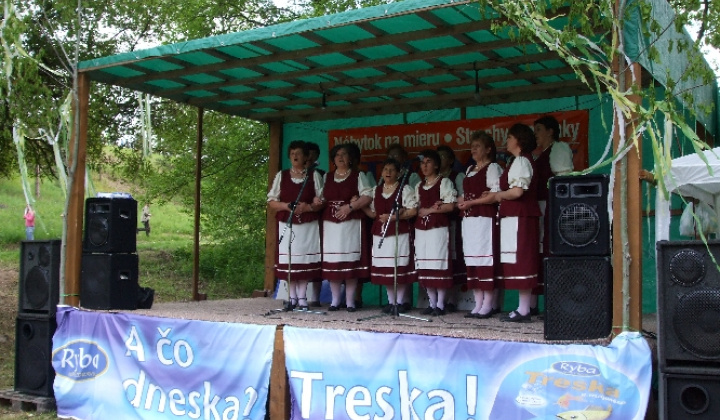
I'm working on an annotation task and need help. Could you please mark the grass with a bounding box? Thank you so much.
[0,173,260,418]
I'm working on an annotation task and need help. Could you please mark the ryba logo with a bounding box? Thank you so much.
[52,340,109,381]
[551,361,600,377]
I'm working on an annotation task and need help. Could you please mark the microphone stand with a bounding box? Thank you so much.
[274,165,326,315]
[360,164,430,322]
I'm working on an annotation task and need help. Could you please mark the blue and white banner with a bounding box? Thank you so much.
[52,307,275,420]
[284,327,651,420]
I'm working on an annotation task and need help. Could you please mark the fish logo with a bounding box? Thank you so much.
[556,404,613,420]
[555,392,585,409]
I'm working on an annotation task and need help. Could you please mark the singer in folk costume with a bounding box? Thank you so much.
[412,149,457,316]
[364,158,418,313]
[267,141,324,311]
[457,131,503,319]
[484,123,541,322]
[321,143,373,312]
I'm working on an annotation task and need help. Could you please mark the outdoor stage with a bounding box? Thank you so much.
[51,298,657,420]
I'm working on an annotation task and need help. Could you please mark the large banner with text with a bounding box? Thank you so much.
[52,307,275,420]
[284,327,651,420]
[328,111,589,180]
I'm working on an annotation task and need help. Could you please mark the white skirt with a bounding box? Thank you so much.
[372,233,411,267]
[322,219,362,263]
[462,216,494,267]
[277,221,321,265]
[415,227,449,270]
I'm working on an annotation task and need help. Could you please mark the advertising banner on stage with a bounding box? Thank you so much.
[52,306,275,420]
[328,111,589,181]
[284,327,651,420]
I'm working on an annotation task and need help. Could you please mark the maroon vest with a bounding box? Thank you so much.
[414,177,449,230]
[535,146,553,201]
[498,154,541,217]
[275,170,319,224]
[462,164,498,218]
[322,171,363,223]
[372,186,411,236]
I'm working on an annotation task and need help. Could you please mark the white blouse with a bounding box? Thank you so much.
[465,162,503,192]
[267,170,324,202]
[507,156,533,190]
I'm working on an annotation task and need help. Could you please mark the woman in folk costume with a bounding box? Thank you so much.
[531,115,574,315]
[267,141,324,311]
[413,149,457,316]
[365,158,418,314]
[485,123,541,322]
[457,131,503,318]
[321,143,373,312]
[437,144,466,312]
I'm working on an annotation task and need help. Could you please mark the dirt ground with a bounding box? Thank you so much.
[0,266,18,384]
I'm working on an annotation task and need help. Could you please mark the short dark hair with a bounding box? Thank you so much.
[330,143,362,170]
[508,123,537,154]
[382,158,402,172]
[386,143,408,159]
[287,140,308,157]
[436,145,455,162]
[534,115,560,141]
[419,149,441,170]
[306,142,320,154]
[470,131,497,163]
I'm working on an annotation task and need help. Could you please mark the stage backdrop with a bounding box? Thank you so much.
[284,328,651,420]
[328,110,589,181]
[51,306,275,420]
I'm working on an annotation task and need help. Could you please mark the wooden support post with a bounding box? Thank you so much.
[64,73,89,307]
[269,326,290,420]
[612,61,643,333]
[193,107,207,301]
[264,122,283,292]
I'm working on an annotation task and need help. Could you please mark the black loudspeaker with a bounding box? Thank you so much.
[661,372,720,419]
[656,240,720,371]
[19,240,61,316]
[14,314,56,397]
[549,174,610,256]
[81,253,139,310]
[83,197,137,254]
[544,256,612,340]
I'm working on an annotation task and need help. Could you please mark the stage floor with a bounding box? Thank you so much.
[131,297,658,347]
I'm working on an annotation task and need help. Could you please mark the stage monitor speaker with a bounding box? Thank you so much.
[19,240,61,316]
[661,372,720,419]
[548,174,610,256]
[81,253,139,310]
[83,197,137,254]
[14,314,56,397]
[544,256,612,340]
[656,240,720,370]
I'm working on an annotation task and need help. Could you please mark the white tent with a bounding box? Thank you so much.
[657,147,720,240]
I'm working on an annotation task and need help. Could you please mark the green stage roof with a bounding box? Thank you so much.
[79,0,717,131]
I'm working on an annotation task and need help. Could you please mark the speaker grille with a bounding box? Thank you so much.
[87,217,110,247]
[25,267,50,310]
[673,290,720,359]
[19,240,61,316]
[669,249,706,286]
[544,256,612,340]
[556,203,600,248]
[14,315,56,397]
